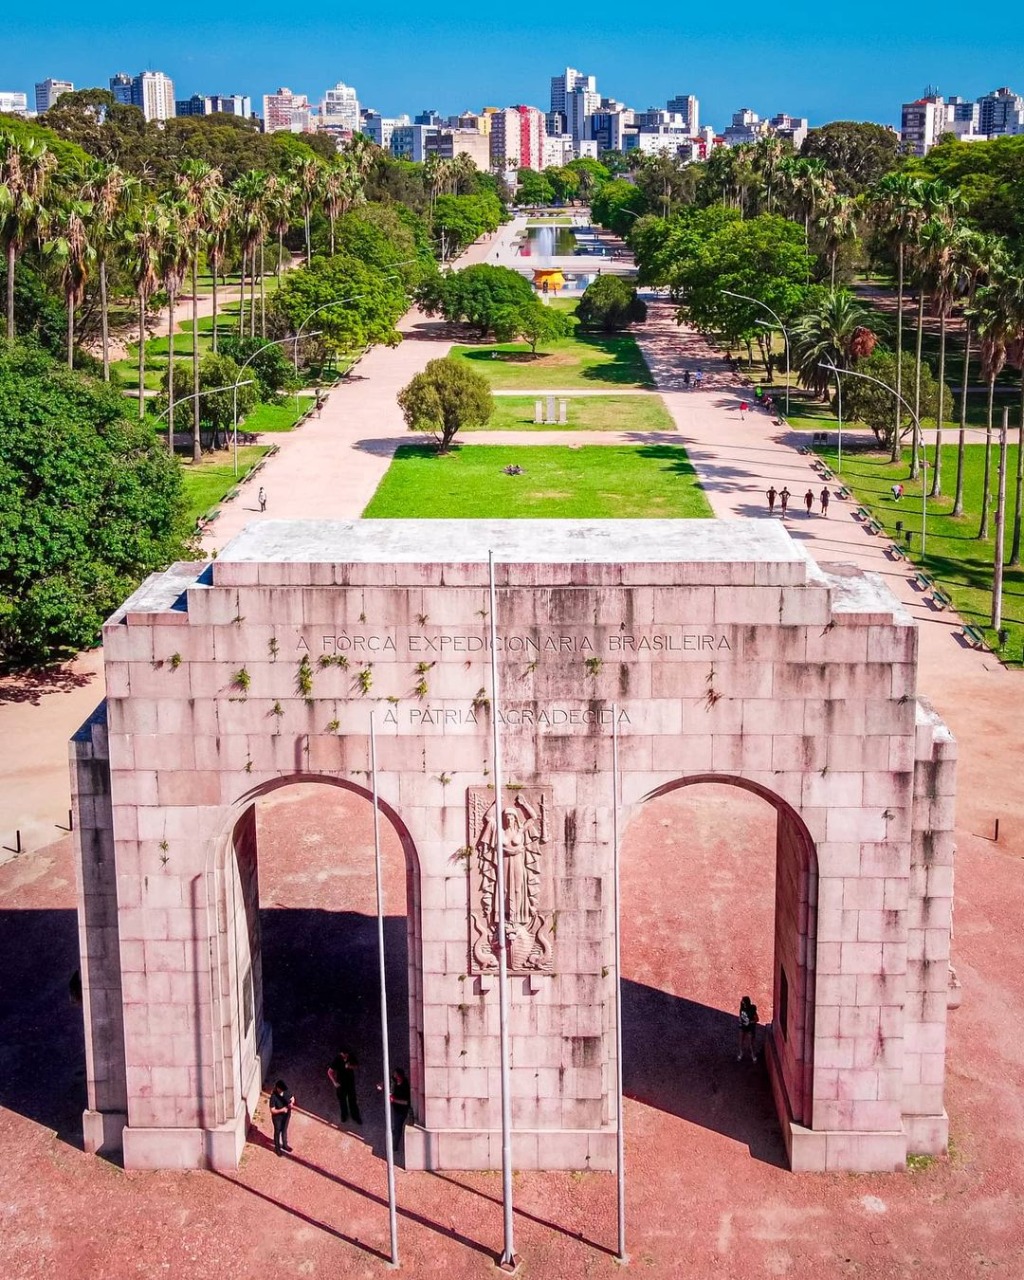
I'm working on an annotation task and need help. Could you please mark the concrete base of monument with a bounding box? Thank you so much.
[122,1110,248,1171]
[903,1110,950,1157]
[82,1108,128,1157]
[404,1124,617,1172]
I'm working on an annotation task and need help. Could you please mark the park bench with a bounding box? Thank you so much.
[197,507,220,530]
[963,624,986,648]
[223,487,240,503]
[932,586,953,610]
[837,486,851,500]
[889,542,908,561]
[913,571,935,592]
[819,467,834,482]
[798,445,810,455]
[866,516,884,535]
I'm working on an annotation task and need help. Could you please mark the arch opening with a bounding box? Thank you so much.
[215,777,422,1161]
[619,775,817,1167]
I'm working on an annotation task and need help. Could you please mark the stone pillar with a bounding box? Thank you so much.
[534,400,543,425]
[546,395,556,425]
[558,399,568,425]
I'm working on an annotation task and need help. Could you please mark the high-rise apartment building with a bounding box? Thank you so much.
[901,95,952,156]
[977,86,1024,136]
[320,81,360,132]
[768,113,809,150]
[0,91,29,115]
[549,66,596,135]
[362,112,409,150]
[666,94,699,133]
[490,105,547,170]
[262,87,313,134]
[176,94,252,118]
[176,94,207,117]
[426,128,491,169]
[390,123,437,162]
[108,71,174,121]
[566,83,601,142]
[35,78,74,113]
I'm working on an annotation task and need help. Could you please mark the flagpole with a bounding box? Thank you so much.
[612,705,627,1263]
[370,713,399,1267]
[488,549,518,1272]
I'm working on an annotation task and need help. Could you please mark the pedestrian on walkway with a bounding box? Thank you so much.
[328,1048,362,1126]
[379,1067,411,1153]
[737,997,759,1063]
[779,486,791,517]
[694,368,704,388]
[739,400,749,420]
[766,485,777,515]
[315,392,324,417]
[683,370,691,389]
[804,488,814,515]
[820,487,830,517]
[258,486,267,513]
[269,1080,294,1155]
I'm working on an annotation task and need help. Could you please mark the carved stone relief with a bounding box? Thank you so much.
[467,786,554,974]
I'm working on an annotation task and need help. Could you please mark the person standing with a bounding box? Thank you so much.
[739,400,749,420]
[779,486,791,517]
[694,367,704,388]
[804,488,814,515]
[258,486,267,513]
[379,1067,411,1154]
[269,1080,294,1155]
[683,369,691,389]
[737,997,759,1063]
[328,1048,362,1125]
[891,483,904,502]
[820,486,830,517]
[766,485,778,515]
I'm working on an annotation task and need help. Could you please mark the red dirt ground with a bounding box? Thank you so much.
[2,778,1022,1279]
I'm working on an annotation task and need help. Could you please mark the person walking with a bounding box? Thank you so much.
[328,1048,362,1126]
[766,485,778,515]
[804,488,814,515]
[779,486,791,517]
[269,1080,294,1155]
[379,1067,411,1154]
[258,486,267,513]
[820,486,830,517]
[737,997,759,1063]
[739,400,749,420]
[694,367,704,388]
[683,369,691,389]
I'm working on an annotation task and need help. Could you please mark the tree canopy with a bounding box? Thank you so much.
[575,275,647,332]
[800,122,900,194]
[0,342,188,664]
[418,263,534,335]
[397,356,493,451]
[268,253,408,354]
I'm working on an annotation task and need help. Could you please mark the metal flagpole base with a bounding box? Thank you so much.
[496,1252,521,1273]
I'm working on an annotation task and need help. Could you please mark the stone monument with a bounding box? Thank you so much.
[72,520,957,1174]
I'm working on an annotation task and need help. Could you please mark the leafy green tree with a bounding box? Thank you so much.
[0,132,58,339]
[269,252,408,355]
[515,299,573,353]
[398,356,493,451]
[633,154,698,219]
[41,191,95,368]
[516,168,554,206]
[218,334,297,399]
[576,276,647,332]
[835,350,947,451]
[432,192,504,258]
[903,134,1024,237]
[546,165,581,205]
[800,122,900,194]
[590,179,649,235]
[419,263,534,336]
[161,350,257,449]
[331,202,433,289]
[629,205,741,289]
[0,343,188,665]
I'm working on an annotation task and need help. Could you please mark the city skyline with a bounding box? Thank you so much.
[3,4,1024,129]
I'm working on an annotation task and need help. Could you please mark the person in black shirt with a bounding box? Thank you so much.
[328,1048,362,1125]
[269,1080,294,1155]
[387,1068,411,1152]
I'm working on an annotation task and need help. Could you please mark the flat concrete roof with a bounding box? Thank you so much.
[217,519,810,566]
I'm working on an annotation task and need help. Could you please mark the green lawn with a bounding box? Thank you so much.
[784,393,1021,433]
[179,445,270,527]
[466,394,675,432]
[526,217,572,226]
[450,330,653,391]
[815,442,1024,662]
[363,444,712,519]
[242,396,315,433]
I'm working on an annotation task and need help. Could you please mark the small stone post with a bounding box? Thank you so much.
[558,399,568,425]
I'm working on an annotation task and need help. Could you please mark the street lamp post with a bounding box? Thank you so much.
[721,289,791,419]
[152,379,255,458]
[820,360,927,555]
[230,333,322,477]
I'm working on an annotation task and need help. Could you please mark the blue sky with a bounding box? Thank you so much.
[5,4,1024,129]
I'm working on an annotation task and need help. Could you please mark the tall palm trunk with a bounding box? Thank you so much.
[304,206,311,266]
[211,252,219,354]
[259,241,266,339]
[137,294,146,420]
[329,213,336,257]
[830,247,837,288]
[978,376,994,538]
[910,290,925,479]
[6,241,15,340]
[930,312,947,496]
[191,257,202,463]
[953,322,972,515]
[277,228,283,280]
[1010,373,1024,565]
[238,250,246,335]
[891,243,905,462]
[65,294,74,370]
[99,259,110,380]
[167,294,176,458]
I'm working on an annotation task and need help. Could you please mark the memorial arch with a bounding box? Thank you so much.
[72,519,957,1174]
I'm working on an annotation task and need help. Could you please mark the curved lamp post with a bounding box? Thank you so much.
[152,379,255,460]
[230,333,322,476]
[721,289,791,418]
[819,360,928,555]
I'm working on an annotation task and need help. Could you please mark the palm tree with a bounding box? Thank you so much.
[790,289,880,396]
[0,133,56,339]
[80,161,137,380]
[264,174,296,281]
[42,193,95,368]
[289,156,322,266]
[176,160,222,461]
[870,173,928,461]
[992,272,1024,564]
[122,203,165,419]
[322,157,362,256]
[343,132,380,181]
[752,135,786,213]
[204,187,233,353]
[232,170,268,339]
[951,231,1002,516]
[918,218,959,497]
[155,198,189,457]
[780,156,830,244]
[970,292,1007,540]
[973,269,1024,546]
[815,191,857,286]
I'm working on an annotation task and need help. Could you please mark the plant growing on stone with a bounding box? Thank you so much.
[268,637,279,659]
[472,687,489,712]
[169,652,182,670]
[357,665,373,695]
[414,678,429,699]
[584,656,602,676]
[232,667,251,695]
[326,718,340,732]
[296,654,314,699]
